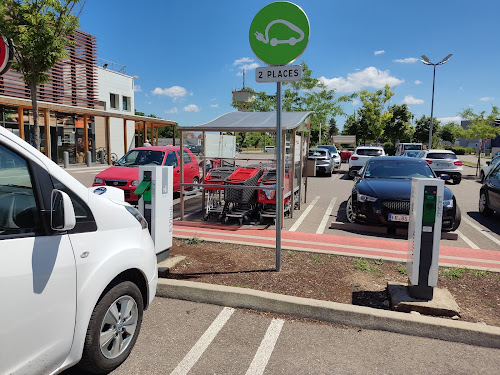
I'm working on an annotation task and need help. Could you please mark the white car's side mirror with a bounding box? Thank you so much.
[51,189,76,231]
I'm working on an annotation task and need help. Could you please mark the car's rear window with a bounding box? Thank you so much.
[426,153,457,160]
[317,145,338,153]
[309,150,328,157]
[357,148,383,156]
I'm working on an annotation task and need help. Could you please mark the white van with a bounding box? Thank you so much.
[395,142,423,156]
[0,127,157,374]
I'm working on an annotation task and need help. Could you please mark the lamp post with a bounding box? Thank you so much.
[421,54,452,148]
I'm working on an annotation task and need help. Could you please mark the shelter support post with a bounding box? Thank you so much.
[123,119,128,154]
[180,130,184,220]
[281,129,286,225]
[150,122,154,145]
[44,109,50,157]
[83,114,89,155]
[305,130,311,203]
[290,129,296,218]
[17,106,24,140]
[105,117,111,165]
[201,131,206,211]
[298,131,304,209]
[143,121,147,144]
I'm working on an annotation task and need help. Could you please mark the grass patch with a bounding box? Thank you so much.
[469,269,487,277]
[396,263,407,275]
[311,255,323,265]
[353,258,379,273]
[234,283,252,289]
[374,259,384,265]
[185,237,203,245]
[443,267,466,280]
[286,250,300,258]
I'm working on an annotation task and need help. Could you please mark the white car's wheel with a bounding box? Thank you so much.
[78,281,144,374]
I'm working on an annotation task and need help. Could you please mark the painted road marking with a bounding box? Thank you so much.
[463,217,500,247]
[289,196,320,232]
[246,318,285,375]
[455,230,479,249]
[316,196,337,234]
[170,307,234,375]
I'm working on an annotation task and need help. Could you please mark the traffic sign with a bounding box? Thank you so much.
[0,36,12,76]
[255,65,302,82]
[249,2,310,66]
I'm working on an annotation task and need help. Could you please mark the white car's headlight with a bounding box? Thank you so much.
[94,177,103,184]
[131,180,140,186]
[125,206,148,229]
[357,194,377,202]
[443,199,454,208]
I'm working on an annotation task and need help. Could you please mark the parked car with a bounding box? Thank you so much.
[187,144,202,155]
[402,150,424,158]
[93,146,200,204]
[346,156,461,231]
[480,155,500,182]
[316,144,341,170]
[340,148,354,163]
[395,142,423,156]
[0,126,157,374]
[479,161,500,216]
[348,146,385,178]
[308,148,334,176]
[264,145,276,153]
[418,149,463,184]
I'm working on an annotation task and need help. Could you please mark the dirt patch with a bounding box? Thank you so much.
[164,238,500,327]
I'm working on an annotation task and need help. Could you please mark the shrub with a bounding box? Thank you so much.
[384,142,396,156]
[443,146,467,155]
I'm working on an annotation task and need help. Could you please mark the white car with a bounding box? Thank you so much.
[419,149,463,184]
[348,146,385,178]
[316,144,341,170]
[480,155,500,182]
[0,127,157,374]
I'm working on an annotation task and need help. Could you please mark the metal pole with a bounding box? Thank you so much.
[276,82,282,272]
[429,64,436,148]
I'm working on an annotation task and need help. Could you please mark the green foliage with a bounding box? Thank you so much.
[383,142,396,156]
[468,269,487,277]
[0,0,84,150]
[413,115,441,146]
[328,118,339,137]
[353,258,379,273]
[311,254,323,265]
[439,122,464,144]
[185,237,203,245]
[442,267,465,280]
[374,259,384,265]
[384,104,414,143]
[443,146,468,155]
[396,264,407,275]
[357,85,394,143]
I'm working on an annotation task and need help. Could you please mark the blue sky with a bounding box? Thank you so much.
[79,0,499,129]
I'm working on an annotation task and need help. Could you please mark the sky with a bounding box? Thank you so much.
[79,0,499,130]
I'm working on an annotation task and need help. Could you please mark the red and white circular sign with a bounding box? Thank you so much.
[0,36,12,76]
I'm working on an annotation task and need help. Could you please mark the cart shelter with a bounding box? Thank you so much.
[177,111,312,222]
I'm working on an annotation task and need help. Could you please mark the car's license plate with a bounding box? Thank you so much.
[388,214,409,222]
[435,162,451,168]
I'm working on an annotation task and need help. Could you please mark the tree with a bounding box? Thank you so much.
[232,62,356,146]
[357,85,394,143]
[384,104,413,143]
[328,118,339,139]
[414,115,440,146]
[439,122,463,144]
[460,106,500,174]
[0,0,84,150]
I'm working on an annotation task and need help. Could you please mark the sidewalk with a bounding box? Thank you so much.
[173,221,500,272]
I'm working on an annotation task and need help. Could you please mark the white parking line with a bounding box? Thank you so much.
[455,230,479,249]
[463,217,500,247]
[316,196,337,234]
[288,196,320,232]
[170,307,234,375]
[245,319,285,375]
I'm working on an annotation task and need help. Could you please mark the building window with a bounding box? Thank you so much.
[122,96,130,111]
[110,93,118,109]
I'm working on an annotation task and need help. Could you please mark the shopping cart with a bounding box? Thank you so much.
[202,167,236,220]
[257,168,298,223]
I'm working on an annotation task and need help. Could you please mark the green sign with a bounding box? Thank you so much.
[249,2,310,66]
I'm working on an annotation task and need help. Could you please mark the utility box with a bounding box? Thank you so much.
[134,166,173,262]
[407,178,444,300]
[306,159,316,177]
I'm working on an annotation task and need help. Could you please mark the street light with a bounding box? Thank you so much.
[421,54,452,148]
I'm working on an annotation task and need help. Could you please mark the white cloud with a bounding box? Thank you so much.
[437,116,462,124]
[237,62,260,76]
[374,50,385,55]
[352,99,360,106]
[134,84,142,92]
[414,80,422,85]
[403,95,424,105]
[394,57,419,63]
[184,104,200,112]
[233,57,254,66]
[165,107,178,114]
[151,86,187,100]
[480,97,495,102]
[319,67,404,93]
[210,104,219,108]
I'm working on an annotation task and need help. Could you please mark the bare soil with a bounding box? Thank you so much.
[163,238,500,327]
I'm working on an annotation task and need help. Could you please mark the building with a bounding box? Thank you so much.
[458,119,500,155]
[0,30,175,165]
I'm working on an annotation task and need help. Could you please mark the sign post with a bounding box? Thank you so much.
[250,2,309,271]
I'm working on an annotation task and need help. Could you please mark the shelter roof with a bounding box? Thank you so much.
[177,111,312,132]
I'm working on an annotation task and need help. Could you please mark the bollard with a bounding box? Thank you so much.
[87,151,92,167]
[63,151,69,169]
[100,150,105,164]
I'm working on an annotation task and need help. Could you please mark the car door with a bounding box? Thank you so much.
[0,144,77,375]
[182,149,198,184]
[486,164,500,211]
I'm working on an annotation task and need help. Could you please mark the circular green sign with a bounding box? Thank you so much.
[249,2,310,66]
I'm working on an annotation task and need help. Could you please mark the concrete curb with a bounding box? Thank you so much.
[156,279,500,349]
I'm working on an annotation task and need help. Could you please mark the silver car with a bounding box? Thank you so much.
[308,148,334,176]
[317,144,341,170]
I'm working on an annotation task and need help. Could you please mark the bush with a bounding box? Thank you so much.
[443,146,468,155]
[383,142,396,156]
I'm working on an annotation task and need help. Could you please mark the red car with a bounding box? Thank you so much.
[93,146,200,203]
[340,149,354,163]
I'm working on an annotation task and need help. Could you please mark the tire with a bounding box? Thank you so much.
[479,190,493,216]
[189,177,200,192]
[78,281,144,374]
[451,205,461,231]
[480,171,485,183]
[452,175,461,185]
[346,196,356,223]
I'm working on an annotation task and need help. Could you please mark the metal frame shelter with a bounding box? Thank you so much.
[176,111,312,221]
[0,95,176,164]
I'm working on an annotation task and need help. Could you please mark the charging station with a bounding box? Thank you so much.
[407,178,444,300]
[134,166,173,262]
